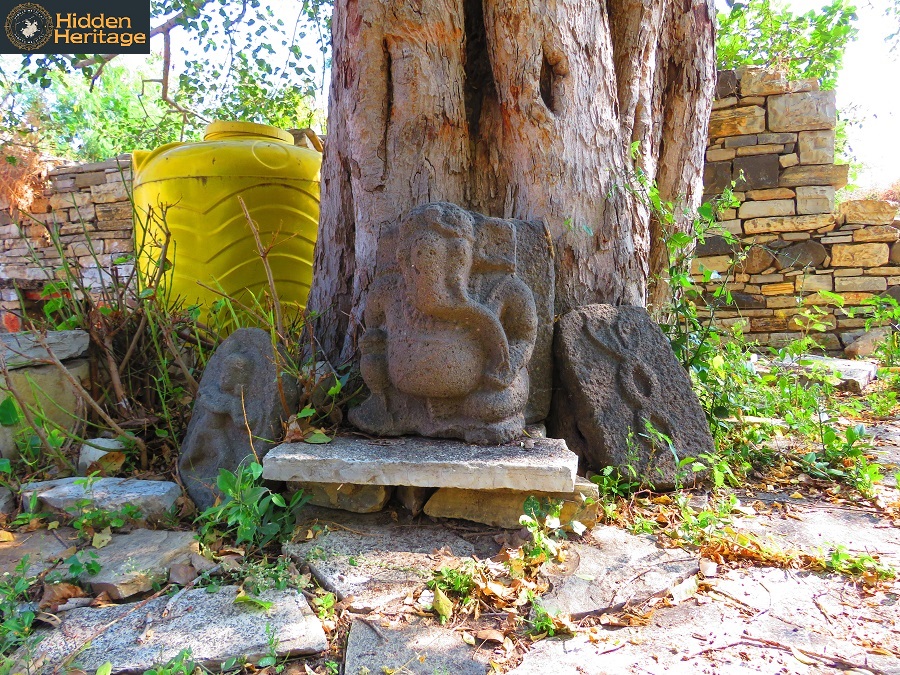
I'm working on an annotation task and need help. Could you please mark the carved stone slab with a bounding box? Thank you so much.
[179,328,298,510]
[348,202,553,444]
[550,304,714,490]
[262,434,578,493]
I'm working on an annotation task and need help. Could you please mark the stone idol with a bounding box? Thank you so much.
[180,328,298,510]
[349,202,554,444]
[551,305,714,490]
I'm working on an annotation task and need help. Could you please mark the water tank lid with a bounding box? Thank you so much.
[203,120,294,144]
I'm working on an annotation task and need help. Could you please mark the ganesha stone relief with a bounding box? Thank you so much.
[348,202,553,444]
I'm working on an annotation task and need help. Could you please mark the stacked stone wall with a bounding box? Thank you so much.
[699,67,900,354]
[0,155,134,332]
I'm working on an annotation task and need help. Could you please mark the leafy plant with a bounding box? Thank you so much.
[0,556,37,655]
[143,649,196,675]
[196,461,308,552]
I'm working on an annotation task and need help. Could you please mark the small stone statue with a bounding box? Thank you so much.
[179,328,298,510]
[349,202,549,444]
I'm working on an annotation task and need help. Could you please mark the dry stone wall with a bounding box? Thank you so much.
[0,155,133,332]
[699,67,900,354]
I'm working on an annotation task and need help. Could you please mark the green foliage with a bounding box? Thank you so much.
[825,544,895,579]
[143,649,196,675]
[196,461,308,552]
[0,556,37,655]
[716,0,858,89]
[428,562,477,606]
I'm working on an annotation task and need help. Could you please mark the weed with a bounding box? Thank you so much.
[257,623,285,671]
[196,460,308,553]
[144,649,197,675]
[823,544,895,580]
[313,591,337,621]
[527,597,557,636]
[324,661,340,675]
[0,556,37,654]
[428,561,477,607]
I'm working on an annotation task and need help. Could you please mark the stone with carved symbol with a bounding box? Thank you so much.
[549,304,713,489]
[348,202,553,444]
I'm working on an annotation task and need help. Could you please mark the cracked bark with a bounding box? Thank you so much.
[308,0,716,365]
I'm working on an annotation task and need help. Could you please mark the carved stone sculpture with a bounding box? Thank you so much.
[550,304,714,490]
[179,328,298,510]
[349,202,553,444]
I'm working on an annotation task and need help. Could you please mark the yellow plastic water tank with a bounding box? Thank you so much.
[132,120,321,325]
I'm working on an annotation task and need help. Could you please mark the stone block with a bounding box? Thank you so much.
[21,477,180,521]
[735,143,784,157]
[69,204,96,222]
[549,305,713,490]
[853,225,900,243]
[83,529,199,599]
[423,477,599,530]
[780,163,849,188]
[704,161,733,193]
[180,328,298,511]
[25,586,326,671]
[715,70,738,99]
[48,191,91,210]
[1,330,88,369]
[289,482,393,513]
[691,255,732,274]
[263,432,577,492]
[709,106,766,138]
[723,135,758,148]
[0,360,89,459]
[746,188,794,201]
[95,202,133,221]
[796,185,835,215]
[775,240,827,270]
[757,132,797,145]
[890,241,900,265]
[738,67,817,96]
[779,153,800,168]
[74,171,108,188]
[798,130,835,165]
[835,276,887,293]
[761,282,795,296]
[347,203,554,443]
[743,214,833,234]
[839,200,898,225]
[735,246,776,274]
[90,182,129,203]
[768,90,837,132]
[706,148,736,162]
[711,96,737,111]
[695,236,739,257]
[844,327,891,359]
[831,243,890,268]
[733,154,779,190]
[738,199,795,219]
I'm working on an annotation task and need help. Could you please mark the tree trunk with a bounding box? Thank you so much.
[308,0,715,366]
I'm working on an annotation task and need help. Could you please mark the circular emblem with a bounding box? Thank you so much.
[5,3,52,51]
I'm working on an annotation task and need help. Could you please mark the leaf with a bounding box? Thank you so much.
[40,582,87,609]
[95,663,113,675]
[669,575,699,605]
[790,646,817,665]
[475,629,506,643]
[233,591,274,611]
[0,396,20,426]
[257,656,276,667]
[87,451,126,476]
[297,406,316,418]
[0,531,13,542]
[433,586,453,624]
[304,430,332,444]
[92,527,112,549]
[461,631,476,646]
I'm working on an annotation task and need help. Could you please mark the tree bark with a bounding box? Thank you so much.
[308,0,715,366]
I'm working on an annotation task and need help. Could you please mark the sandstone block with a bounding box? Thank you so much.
[289,482,393,513]
[796,185,835,215]
[709,106,765,138]
[768,91,837,132]
[423,477,599,530]
[798,130,835,165]
[723,135,758,148]
[736,246,776,274]
[49,191,91,210]
[831,243,890,268]
[95,202,133,221]
[835,276,887,293]
[691,255,732,274]
[746,188,795,200]
[733,154,780,190]
[716,70,738,99]
[891,241,900,265]
[839,200,898,225]
[704,162,733,193]
[744,214,834,234]
[74,171,108,188]
[738,199,795,219]
[738,67,818,97]
[706,148,736,162]
[758,132,797,145]
[853,225,900,243]
[776,240,827,270]
[780,164,849,188]
[711,97,737,111]
[736,143,785,157]
[761,282,795,296]
[696,236,739,257]
[779,153,800,168]
[550,305,713,490]
[90,182,129,203]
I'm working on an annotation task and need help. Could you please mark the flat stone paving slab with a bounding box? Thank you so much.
[0,528,78,577]
[284,509,475,613]
[22,477,181,521]
[539,526,698,618]
[1,330,89,369]
[344,620,490,675]
[731,494,900,567]
[263,433,577,492]
[23,586,327,672]
[85,529,199,599]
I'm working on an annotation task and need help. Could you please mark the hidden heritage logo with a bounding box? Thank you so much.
[1,0,150,54]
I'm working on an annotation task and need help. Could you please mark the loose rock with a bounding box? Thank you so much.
[21,477,180,521]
